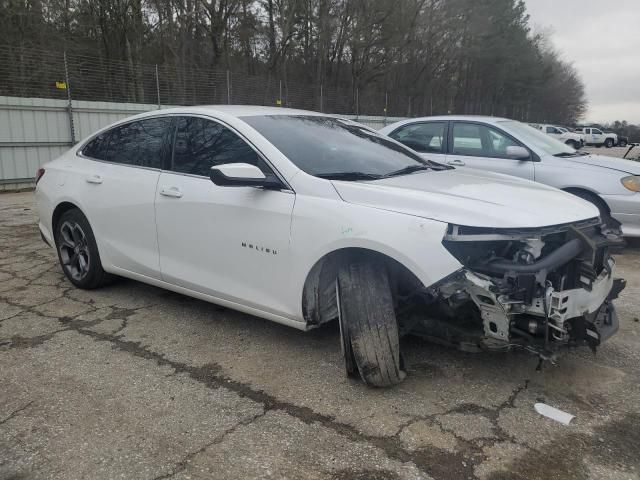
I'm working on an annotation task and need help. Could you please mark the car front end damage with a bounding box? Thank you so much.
[407,218,626,360]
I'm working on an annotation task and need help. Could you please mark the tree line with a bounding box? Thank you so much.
[0,0,587,122]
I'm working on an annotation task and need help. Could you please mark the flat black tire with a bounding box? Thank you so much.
[337,260,406,387]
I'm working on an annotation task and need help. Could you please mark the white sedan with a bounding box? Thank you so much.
[380,116,640,237]
[36,106,625,387]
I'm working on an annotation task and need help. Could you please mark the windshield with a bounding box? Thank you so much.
[498,120,579,156]
[241,115,443,179]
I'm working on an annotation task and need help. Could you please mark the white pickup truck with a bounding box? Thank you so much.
[535,124,583,149]
[574,127,617,148]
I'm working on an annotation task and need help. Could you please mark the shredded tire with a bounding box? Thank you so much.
[337,260,406,387]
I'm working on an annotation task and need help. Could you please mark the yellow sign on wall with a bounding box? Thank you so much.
[55,81,67,90]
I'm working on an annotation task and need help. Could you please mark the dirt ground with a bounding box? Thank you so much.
[1,191,639,480]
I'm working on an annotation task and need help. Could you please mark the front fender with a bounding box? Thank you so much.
[288,196,463,319]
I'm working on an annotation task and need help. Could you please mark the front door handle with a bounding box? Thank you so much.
[159,186,183,198]
[85,175,103,184]
[447,159,466,166]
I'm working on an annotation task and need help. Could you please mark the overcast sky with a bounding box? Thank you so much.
[524,0,640,124]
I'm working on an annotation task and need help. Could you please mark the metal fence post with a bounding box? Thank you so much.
[279,80,282,107]
[356,88,359,119]
[63,51,76,144]
[319,84,323,113]
[155,64,161,109]
[384,91,388,125]
[226,70,231,104]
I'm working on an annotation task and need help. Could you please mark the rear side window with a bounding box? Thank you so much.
[103,118,172,169]
[171,116,266,177]
[82,132,111,160]
[389,122,446,153]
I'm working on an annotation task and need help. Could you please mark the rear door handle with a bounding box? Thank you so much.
[447,159,465,166]
[159,186,183,198]
[85,175,103,184]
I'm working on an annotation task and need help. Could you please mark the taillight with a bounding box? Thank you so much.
[35,168,45,185]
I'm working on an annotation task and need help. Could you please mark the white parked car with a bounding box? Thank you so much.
[36,107,625,387]
[534,124,583,149]
[574,127,617,148]
[380,116,640,237]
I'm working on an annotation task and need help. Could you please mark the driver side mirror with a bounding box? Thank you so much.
[210,163,284,189]
[506,146,530,161]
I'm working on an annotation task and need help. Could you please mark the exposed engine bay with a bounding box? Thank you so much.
[405,217,626,360]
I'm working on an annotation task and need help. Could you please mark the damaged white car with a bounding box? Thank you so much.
[35,106,626,387]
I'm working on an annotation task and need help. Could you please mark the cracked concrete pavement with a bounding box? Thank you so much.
[1,191,639,480]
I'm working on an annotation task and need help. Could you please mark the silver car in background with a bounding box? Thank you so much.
[379,116,640,237]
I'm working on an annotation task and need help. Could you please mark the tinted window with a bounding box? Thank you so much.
[592,129,602,135]
[452,123,520,158]
[82,131,111,160]
[172,117,265,176]
[389,122,446,153]
[103,118,171,168]
[241,115,440,179]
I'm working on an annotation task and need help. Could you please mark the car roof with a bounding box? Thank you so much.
[379,115,514,131]
[396,115,510,122]
[131,104,327,119]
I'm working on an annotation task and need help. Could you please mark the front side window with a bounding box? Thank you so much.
[389,122,446,153]
[241,115,443,179]
[451,123,520,158]
[592,129,603,135]
[171,117,266,177]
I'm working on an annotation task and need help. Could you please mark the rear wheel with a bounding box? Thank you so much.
[565,139,580,149]
[54,209,112,289]
[605,138,614,148]
[337,260,406,387]
[619,139,628,147]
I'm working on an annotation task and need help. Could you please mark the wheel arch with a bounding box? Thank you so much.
[562,187,611,214]
[52,201,86,233]
[301,247,428,327]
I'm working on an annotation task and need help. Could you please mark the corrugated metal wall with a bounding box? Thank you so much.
[0,96,405,190]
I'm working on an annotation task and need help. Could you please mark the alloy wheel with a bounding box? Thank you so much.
[58,221,91,281]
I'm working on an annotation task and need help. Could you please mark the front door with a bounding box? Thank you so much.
[154,116,296,316]
[445,121,535,180]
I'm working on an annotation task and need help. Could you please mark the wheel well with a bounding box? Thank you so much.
[562,188,610,215]
[52,202,80,233]
[301,248,426,326]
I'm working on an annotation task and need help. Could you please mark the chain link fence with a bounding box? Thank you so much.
[0,45,415,117]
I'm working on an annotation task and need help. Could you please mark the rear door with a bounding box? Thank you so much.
[387,121,448,163]
[76,117,172,279]
[154,115,296,316]
[445,121,535,180]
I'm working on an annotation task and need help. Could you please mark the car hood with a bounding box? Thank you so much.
[332,167,599,228]
[561,154,640,174]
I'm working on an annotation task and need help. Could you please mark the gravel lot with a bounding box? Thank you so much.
[583,146,640,160]
[1,191,639,480]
